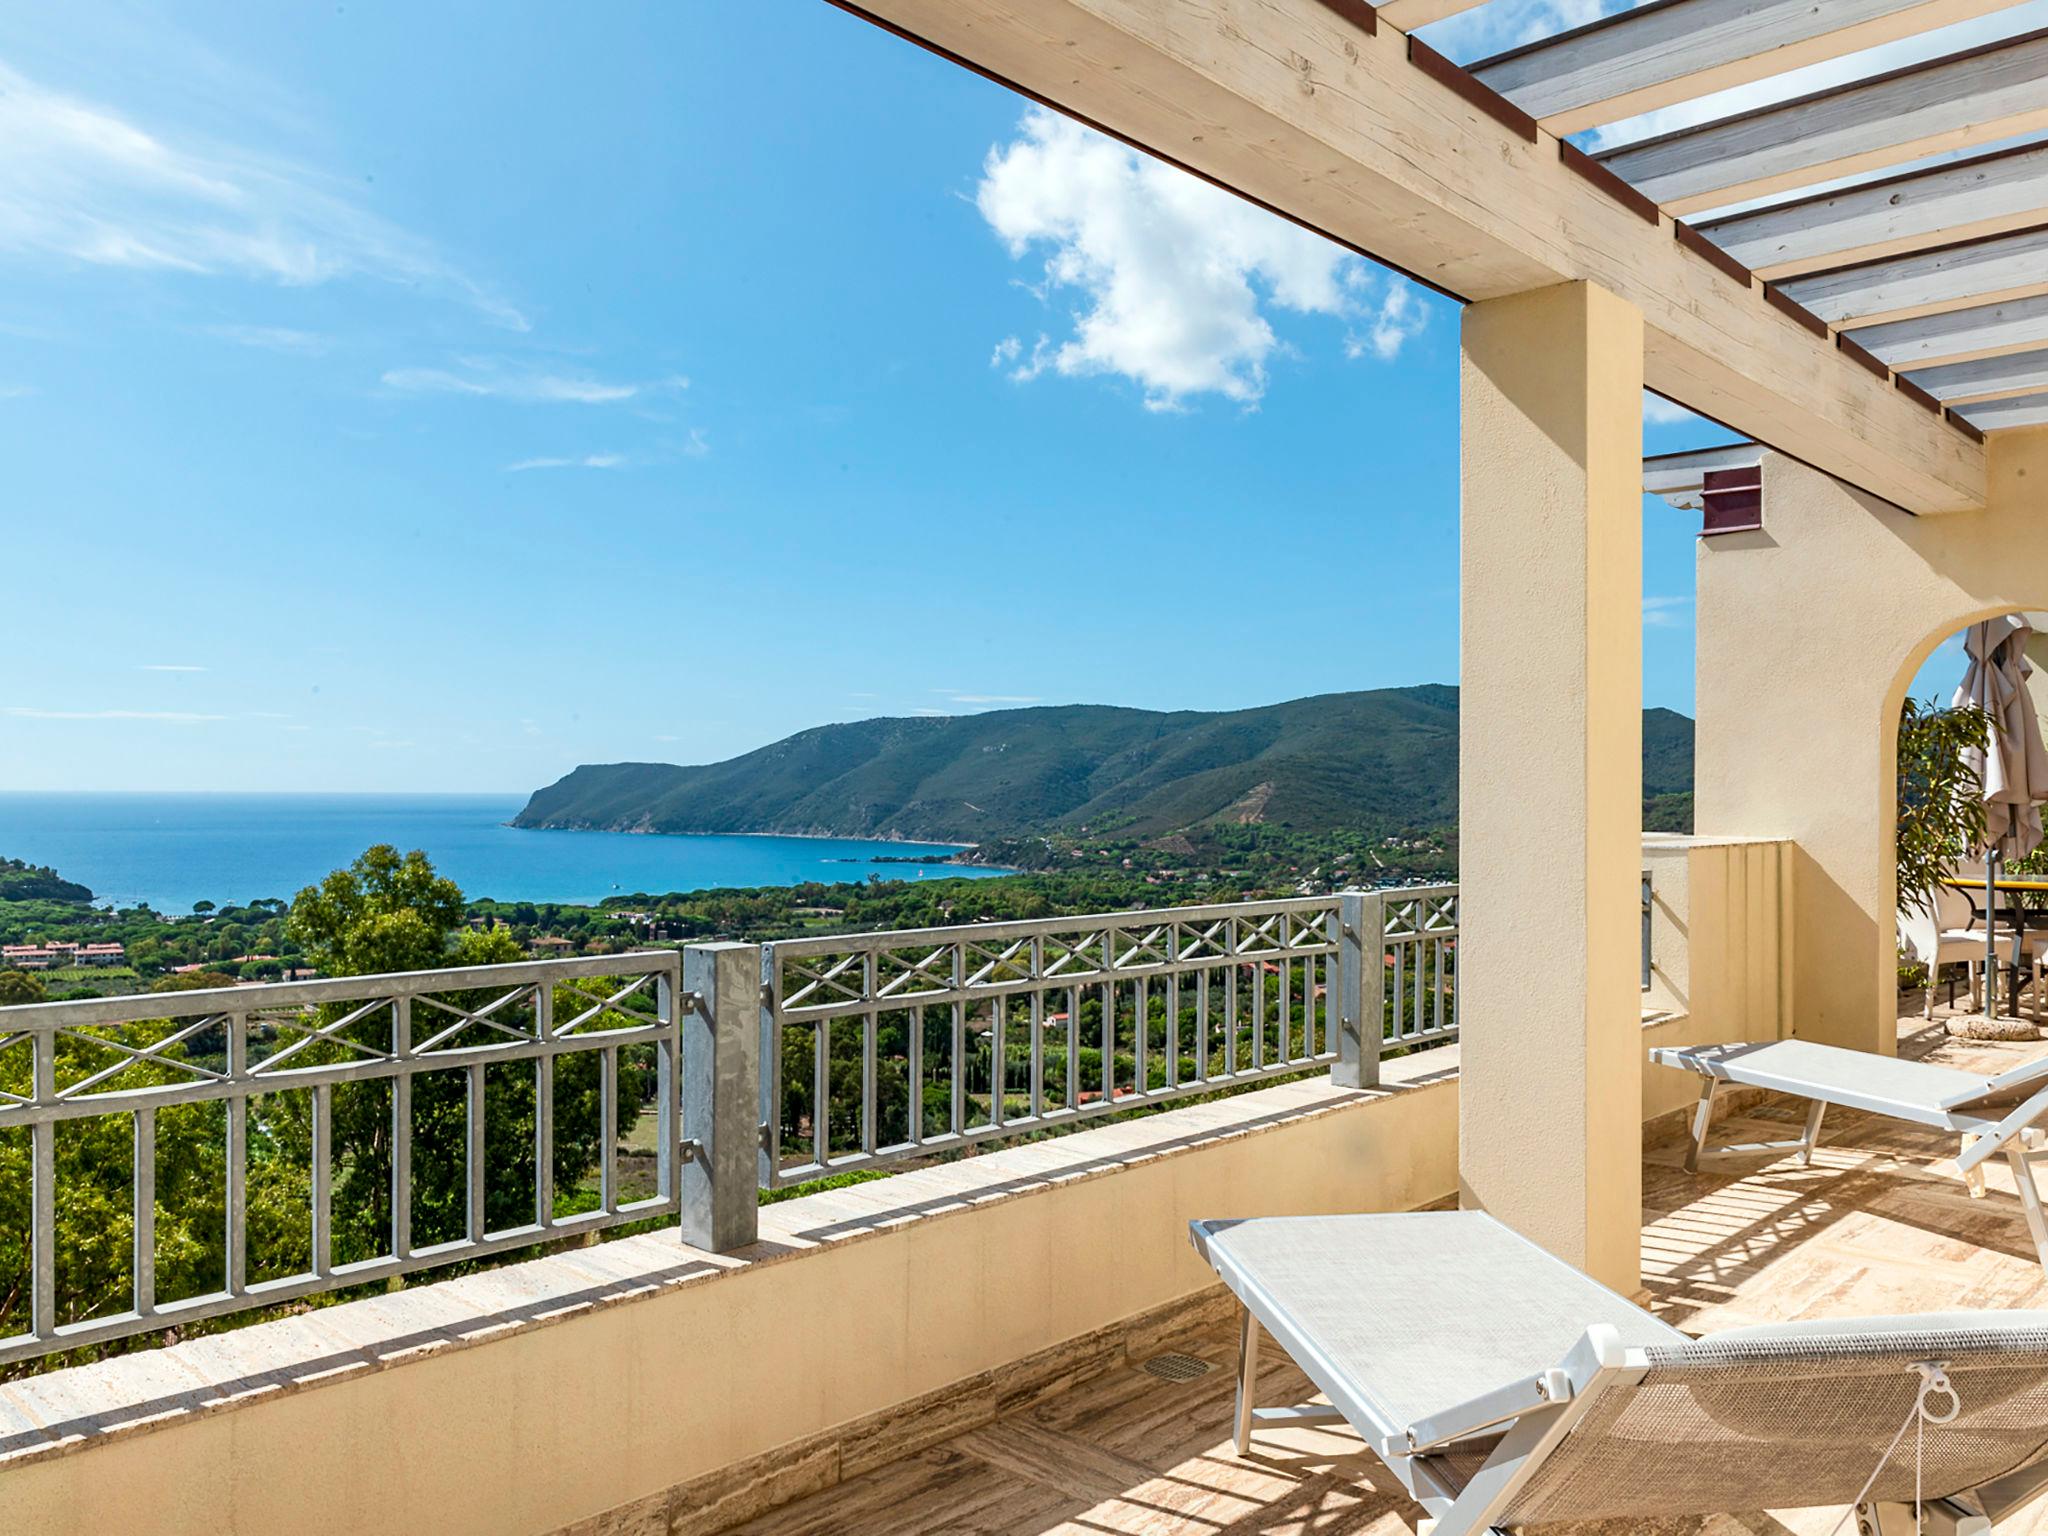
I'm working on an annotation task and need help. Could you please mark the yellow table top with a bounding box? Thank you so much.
[1943,876,2048,893]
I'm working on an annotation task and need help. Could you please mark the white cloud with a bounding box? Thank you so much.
[1643,392,1703,427]
[0,383,34,399]
[1643,595,1692,629]
[7,706,226,722]
[1348,282,1428,363]
[0,60,524,327]
[505,452,627,472]
[976,109,1424,410]
[202,323,328,355]
[681,427,710,458]
[139,662,206,672]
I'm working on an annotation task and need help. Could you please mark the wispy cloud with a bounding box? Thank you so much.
[0,383,34,400]
[384,359,681,405]
[681,427,710,458]
[977,109,1428,411]
[1643,596,1692,629]
[139,662,206,672]
[934,690,1043,707]
[201,323,328,355]
[0,61,524,328]
[504,452,626,472]
[7,706,227,722]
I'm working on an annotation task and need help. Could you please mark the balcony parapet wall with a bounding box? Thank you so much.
[0,1056,1459,1536]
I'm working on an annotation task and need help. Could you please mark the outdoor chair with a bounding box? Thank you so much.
[1652,1040,2048,1271]
[1901,880,2007,1019]
[1192,1210,2048,1534]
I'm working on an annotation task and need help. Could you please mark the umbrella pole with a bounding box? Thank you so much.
[1988,849,2002,1018]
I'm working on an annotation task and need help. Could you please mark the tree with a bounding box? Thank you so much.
[1897,698,1991,916]
[0,970,46,1007]
[286,845,465,976]
[191,901,215,916]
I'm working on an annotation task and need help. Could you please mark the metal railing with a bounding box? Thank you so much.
[1378,884,1460,1051]
[760,897,1345,1186]
[1642,870,1655,992]
[0,887,1474,1364]
[0,951,681,1365]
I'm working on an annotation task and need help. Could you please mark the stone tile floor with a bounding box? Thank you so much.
[726,1021,2048,1536]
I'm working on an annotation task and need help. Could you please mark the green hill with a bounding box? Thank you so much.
[513,687,1695,844]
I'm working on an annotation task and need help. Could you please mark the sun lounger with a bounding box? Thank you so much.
[1192,1210,2048,1534]
[1651,1040,2048,1270]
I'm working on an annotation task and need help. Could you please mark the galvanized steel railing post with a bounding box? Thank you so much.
[680,941,762,1253]
[1334,890,1384,1090]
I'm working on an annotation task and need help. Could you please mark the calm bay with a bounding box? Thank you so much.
[0,793,1004,913]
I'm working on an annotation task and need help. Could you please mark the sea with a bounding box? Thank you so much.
[0,793,1008,914]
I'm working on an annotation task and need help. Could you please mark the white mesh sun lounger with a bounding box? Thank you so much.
[1192,1211,2048,1535]
[1652,1040,2048,1270]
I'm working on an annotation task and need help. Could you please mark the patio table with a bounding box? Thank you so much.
[1942,876,2048,1018]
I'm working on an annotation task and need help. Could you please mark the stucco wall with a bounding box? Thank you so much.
[1694,425,2048,1053]
[1641,835,1794,1123]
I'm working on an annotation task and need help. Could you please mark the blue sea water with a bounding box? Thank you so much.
[0,793,1005,914]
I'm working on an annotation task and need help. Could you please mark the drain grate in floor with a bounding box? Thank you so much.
[1140,1352,1214,1383]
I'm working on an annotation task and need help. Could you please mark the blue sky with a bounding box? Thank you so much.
[0,1,1762,792]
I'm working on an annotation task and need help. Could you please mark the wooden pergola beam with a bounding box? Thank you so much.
[1474,0,2027,138]
[1598,27,2048,214]
[825,0,1984,513]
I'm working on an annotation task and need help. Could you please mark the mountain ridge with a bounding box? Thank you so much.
[513,687,1695,845]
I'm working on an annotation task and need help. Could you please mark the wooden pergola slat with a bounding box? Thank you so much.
[1474,0,2026,137]
[1909,347,2048,402]
[1695,141,2048,278]
[1778,224,2048,325]
[1849,291,2048,368]
[1598,28,2048,214]
[1374,0,1488,30]
[1953,388,2048,428]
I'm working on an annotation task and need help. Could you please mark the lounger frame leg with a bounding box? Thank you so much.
[2007,1145,2048,1274]
[1233,1304,1260,1456]
[1798,1099,1827,1167]
[1684,1078,1827,1171]
[1684,1079,1719,1173]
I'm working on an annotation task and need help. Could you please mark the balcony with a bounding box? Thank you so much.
[0,830,1868,1536]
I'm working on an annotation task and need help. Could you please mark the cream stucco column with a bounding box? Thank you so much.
[1458,281,1644,1293]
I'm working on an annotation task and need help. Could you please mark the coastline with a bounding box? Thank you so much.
[508,821,983,854]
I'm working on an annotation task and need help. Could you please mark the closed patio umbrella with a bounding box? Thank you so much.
[1953,615,2048,1015]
